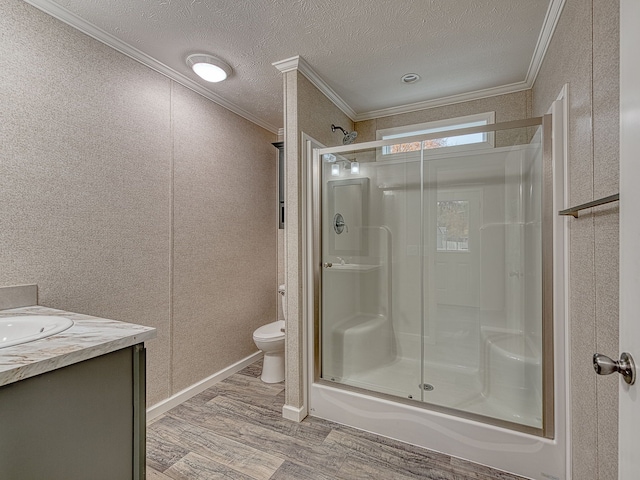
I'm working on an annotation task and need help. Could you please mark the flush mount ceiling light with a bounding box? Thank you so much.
[401,73,421,84]
[186,54,232,83]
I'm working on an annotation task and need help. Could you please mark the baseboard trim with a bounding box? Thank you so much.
[147,351,262,422]
[282,404,307,423]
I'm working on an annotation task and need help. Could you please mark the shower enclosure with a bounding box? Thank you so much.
[308,116,563,479]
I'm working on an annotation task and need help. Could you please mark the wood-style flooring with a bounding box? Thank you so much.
[146,359,527,480]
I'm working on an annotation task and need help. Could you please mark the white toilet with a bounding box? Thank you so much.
[252,284,286,383]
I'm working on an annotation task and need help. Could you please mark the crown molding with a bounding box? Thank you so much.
[524,0,566,87]
[27,0,563,132]
[273,55,358,121]
[273,0,566,122]
[354,0,565,122]
[272,56,302,74]
[273,0,563,123]
[354,81,531,121]
[272,56,533,122]
[22,0,280,134]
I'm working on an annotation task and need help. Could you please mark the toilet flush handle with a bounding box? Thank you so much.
[280,327,285,333]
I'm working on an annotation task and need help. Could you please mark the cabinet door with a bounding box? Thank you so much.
[0,346,141,480]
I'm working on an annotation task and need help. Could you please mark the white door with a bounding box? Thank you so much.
[618,1,640,477]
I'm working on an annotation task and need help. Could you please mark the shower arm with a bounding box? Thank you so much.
[331,124,348,135]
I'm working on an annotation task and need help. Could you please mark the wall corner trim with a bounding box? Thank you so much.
[282,403,307,423]
[272,56,302,74]
[273,55,358,121]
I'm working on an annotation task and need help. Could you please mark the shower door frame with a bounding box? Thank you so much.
[306,108,568,480]
[309,116,555,436]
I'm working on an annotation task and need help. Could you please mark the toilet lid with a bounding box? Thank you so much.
[253,320,285,340]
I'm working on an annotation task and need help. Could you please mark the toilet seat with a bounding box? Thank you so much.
[253,320,285,342]
[253,287,286,383]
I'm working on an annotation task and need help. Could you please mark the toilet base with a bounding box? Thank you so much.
[261,352,285,383]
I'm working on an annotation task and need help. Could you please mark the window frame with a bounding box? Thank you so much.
[375,111,496,159]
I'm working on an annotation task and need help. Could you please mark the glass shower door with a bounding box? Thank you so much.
[317,119,550,435]
[320,148,421,399]
[420,130,545,431]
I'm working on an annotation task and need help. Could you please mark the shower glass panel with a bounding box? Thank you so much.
[319,120,549,434]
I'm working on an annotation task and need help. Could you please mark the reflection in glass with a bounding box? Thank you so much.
[320,126,545,433]
[437,200,470,252]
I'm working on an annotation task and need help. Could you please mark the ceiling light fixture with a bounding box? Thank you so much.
[186,54,232,83]
[401,73,421,84]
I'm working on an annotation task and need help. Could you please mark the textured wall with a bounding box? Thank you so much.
[171,82,277,392]
[283,71,353,410]
[283,70,301,410]
[532,0,619,479]
[0,0,276,406]
[297,75,354,148]
[354,90,532,145]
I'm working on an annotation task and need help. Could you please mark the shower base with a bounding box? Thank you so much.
[325,354,541,430]
[310,376,563,480]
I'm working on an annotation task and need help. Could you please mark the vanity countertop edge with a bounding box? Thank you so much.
[0,305,156,387]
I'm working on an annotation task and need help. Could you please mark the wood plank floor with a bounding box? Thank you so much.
[147,359,527,480]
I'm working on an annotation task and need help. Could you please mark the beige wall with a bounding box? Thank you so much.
[532,0,619,479]
[171,82,277,393]
[355,90,531,144]
[0,0,277,406]
[282,71,353,410]
[298,75,354,148]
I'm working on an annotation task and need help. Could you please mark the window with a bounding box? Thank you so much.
[376,112,495,156]
[437,200,470,252]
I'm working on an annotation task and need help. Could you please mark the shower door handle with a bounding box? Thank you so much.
[593,352,636,385]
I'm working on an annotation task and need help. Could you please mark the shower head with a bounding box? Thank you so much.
[331,124,358,145]
[343,131,358,145]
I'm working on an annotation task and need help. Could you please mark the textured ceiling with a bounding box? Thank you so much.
[38,0,552,131]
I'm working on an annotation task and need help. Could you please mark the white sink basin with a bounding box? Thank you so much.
[0,315,74,349]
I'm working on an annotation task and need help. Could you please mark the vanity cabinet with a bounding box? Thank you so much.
[0,344,146,480]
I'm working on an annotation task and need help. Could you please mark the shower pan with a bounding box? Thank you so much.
[307,114,567,480]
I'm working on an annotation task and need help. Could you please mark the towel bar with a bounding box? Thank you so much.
[558,194,619,218]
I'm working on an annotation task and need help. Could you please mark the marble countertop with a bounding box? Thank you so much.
[0,305,156,387]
